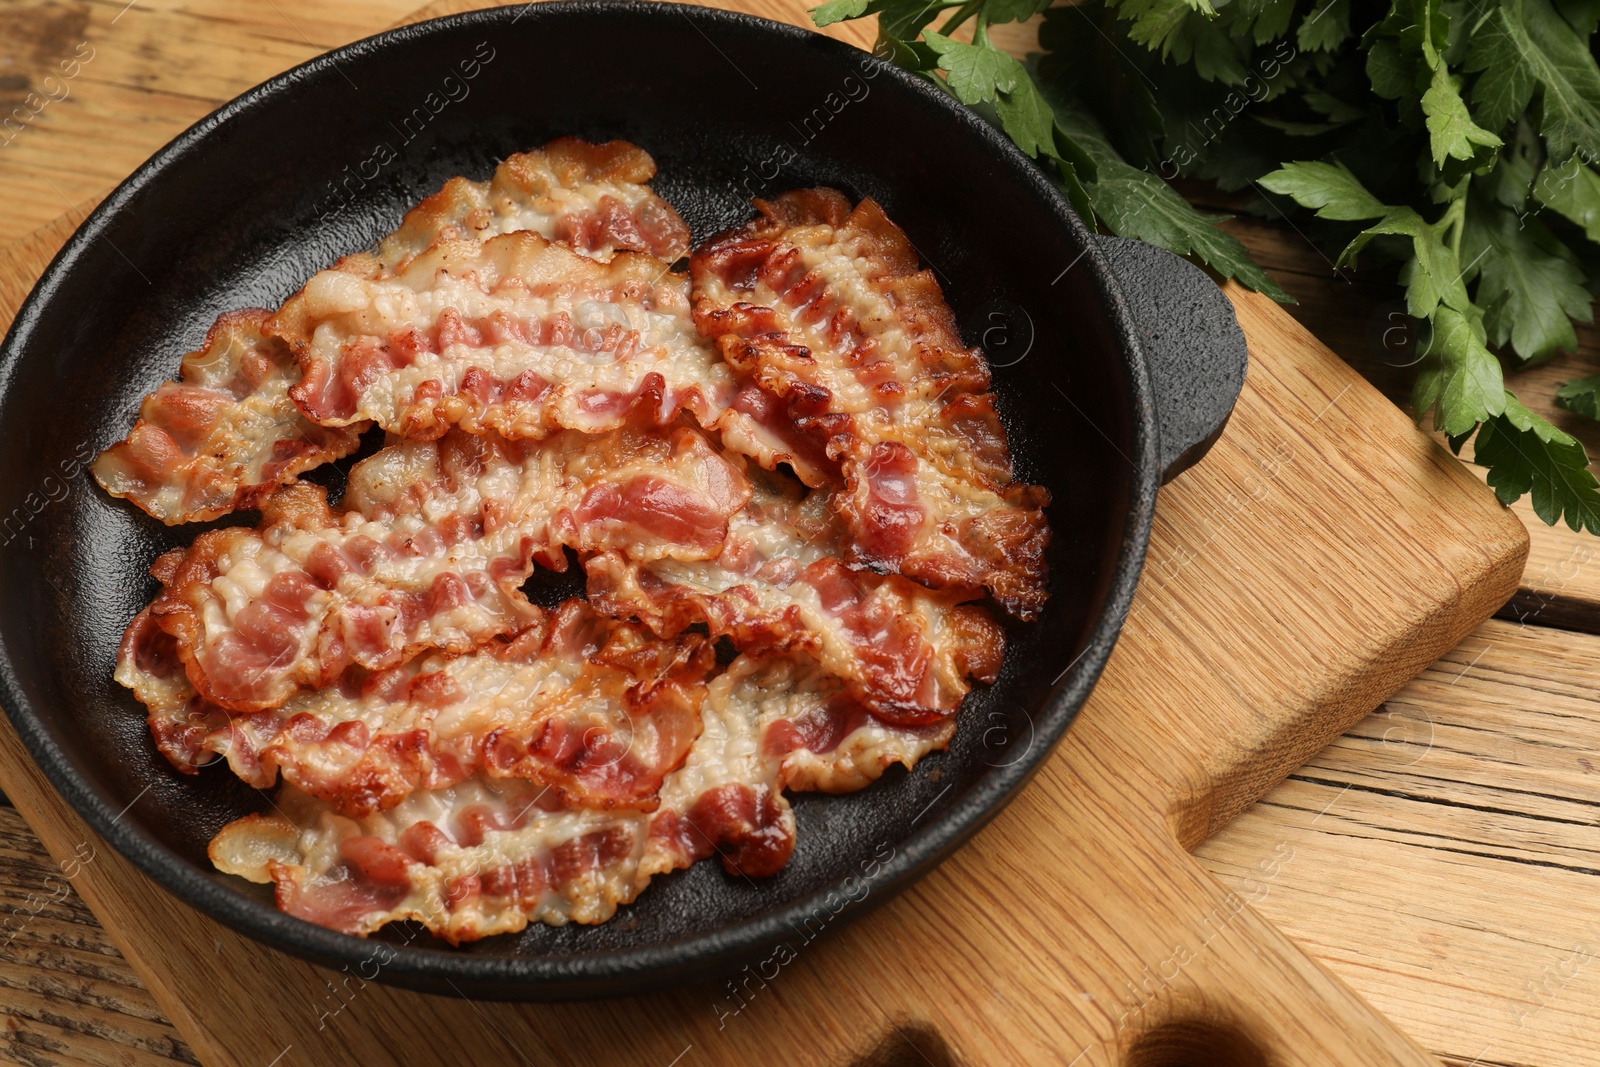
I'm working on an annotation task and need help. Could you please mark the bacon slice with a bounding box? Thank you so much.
[271,230,743,443]
[366,137,689,270]
[96,139,689,525]
[725,652,955,795]
[116,606,221,772]
[209,778,659,940]
[122,599,710,817]
[91,311,364,525]
[690,189,1051,618]
[206,650,945,941]
[144,425,747,713]
[586,469,1003,723]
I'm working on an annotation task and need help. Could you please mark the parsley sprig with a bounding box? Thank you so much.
[814,0,1600,533]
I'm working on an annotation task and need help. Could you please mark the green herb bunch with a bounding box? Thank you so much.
[813,0,1600,532]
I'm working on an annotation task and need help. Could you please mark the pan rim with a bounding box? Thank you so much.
[0,0,1160,996]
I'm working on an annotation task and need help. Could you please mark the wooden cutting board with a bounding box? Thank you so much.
[0,2,1529,1064]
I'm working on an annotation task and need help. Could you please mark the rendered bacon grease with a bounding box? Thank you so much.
[102,142,1050,941]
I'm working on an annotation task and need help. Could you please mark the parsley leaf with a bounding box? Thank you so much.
[1534,158,1600,242]
[809,0,871,28]
[993,70,1058,157]
[1415,306,1507,436]
[1051,96,1292,299]
[1336,205,1467,320]
[1366,38,1416,101]
[1297,0,1351,51]
[1118,0,1219,52]
[922,31,1019,103]
[1556,375,1600,419]
[1422,65,1503,174]
[1259,160,1389,220]
[1466,0,1600,164]
[1475,394,1600,531]
[1462,197,1592,362]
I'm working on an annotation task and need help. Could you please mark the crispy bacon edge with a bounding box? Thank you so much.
[372,137,691,268]
[91,310,365,525]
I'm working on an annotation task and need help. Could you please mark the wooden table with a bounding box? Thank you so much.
[2,3,1598,1066]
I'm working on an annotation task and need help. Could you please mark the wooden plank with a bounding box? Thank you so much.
[0,0,424,244]
[0,805,195,1067]
[1199,618,1600,1067]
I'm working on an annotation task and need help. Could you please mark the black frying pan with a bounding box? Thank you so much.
[0,1,1245,1000]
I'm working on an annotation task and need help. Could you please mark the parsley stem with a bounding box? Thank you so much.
[1440,196,1466,266]
[937,0,982,36]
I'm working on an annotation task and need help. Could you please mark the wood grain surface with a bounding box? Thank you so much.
[0,1,1592,1066]
[0,806,194,1067]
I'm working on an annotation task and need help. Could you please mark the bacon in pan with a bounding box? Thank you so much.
[121,598,710,818]
[690,188,1051,619]
[206,651,949,942]
[90,311,364,525]
[272,231,742,442]
[366,136,689,270]
[94,139,689,525]
[141,425,747,713]
[586,469,1003,723]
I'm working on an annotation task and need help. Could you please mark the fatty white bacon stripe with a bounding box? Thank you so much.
[586,469,1004,722]
[272,230,747,443]
[94,138,689,525]
[207,653,948,942]
[120,599,711,818]
[144,425,748,714]
[690,189,1051,619]
[91,311,364,525]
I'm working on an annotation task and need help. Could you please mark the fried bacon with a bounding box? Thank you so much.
[209,778,659,940]
[586,469,1003,723]
[690,188,1051,618]
[366,137,690,270]
[91,311,364,525]
[105,166,1045,944]
[206,651,947,942]
[122,598,711,817]
[721,652,955,795]
[143,426,747,713]
[96,139,689,525]
[271,230,743,442]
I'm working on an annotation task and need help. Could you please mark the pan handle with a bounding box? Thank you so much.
[1098,237,1249,484]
